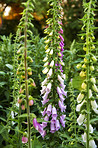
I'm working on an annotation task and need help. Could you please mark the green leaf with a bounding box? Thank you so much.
[32,136,42,148]
[0,71,5,75]
[0,82,7,87]
[5,64,13,70]
[0,117,7,122]
[72,76,85,90]
[18,113,28,118]
[4,145,13,148]
[90,117,98,123]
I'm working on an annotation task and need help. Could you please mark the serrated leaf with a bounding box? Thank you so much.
[5,64,13,70]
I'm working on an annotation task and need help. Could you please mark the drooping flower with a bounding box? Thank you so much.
[22,136,28,143]
[77,114,85,125]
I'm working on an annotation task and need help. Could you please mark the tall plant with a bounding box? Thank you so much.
[76,0,97,148]
[33,0,67,141]
[15,0,36,147]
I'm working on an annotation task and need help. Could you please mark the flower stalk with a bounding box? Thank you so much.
[76,0,97,148]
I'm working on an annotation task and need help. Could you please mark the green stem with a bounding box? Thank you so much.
[24,2,31,148]
[86,1,92,148]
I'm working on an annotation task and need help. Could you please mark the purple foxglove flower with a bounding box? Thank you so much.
[61,115,66,120]
[58,100,66,112]
[60,83,66,89]
[22,136,28,143]
[55,63,58,66]
[60,48,64,51]
[42,99,49,105]
[41,108,46,116]
[59,35,64,41]
[61,88,67,97]
[47,104,52,116]
[51,117,56,123]
[58,75,64,84]
[38,124,43,133]
[40,130,46,138]
[57,86,62,95]
[40,86,46,95]
[59,94,65,102]
[42,92,49,100]
[60,116,66,128]
[60,66,62,70]
[46,83,52,93]
[33,118,39,130]
[58,28,63,34]
[58,21,63,25]
[52,106,57,118]
[50,122,56,133]
[42,116,49,128]
[55,120,60,131]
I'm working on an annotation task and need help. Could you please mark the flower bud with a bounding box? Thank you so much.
[81,82,87,89]
[90,78,96,84]
[82,64,86,68]
[45,39,50,44]
[92,84,98,92]
[80,71,86,77]
[90,66,94,71]
[92,56,97,62]
[21,105,25,110]
[29,100,34,106]
[83,47,86,51]
[18,99,22,104]
[76,64,81,69]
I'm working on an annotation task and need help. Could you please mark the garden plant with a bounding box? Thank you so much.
[0,0,97,148]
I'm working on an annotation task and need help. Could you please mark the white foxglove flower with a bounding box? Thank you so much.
[47,68,52,78]
[76,100,85,112]
[89,89,92,98]
[93,108,98,114]
[45,39,50,44]
[77,93,84,103]
[44,62,49,67]
[89,140,97,148]
[92,84,98,92]
[77,114,85,125]
[50,60,54,67]
[45,48,50,53]
[47,83,52,92]
[42,67,48,74]
[90,78,96,84]
[89,124,93,133]
[49,31,53,36]
[41,78,47,86]
[49,49,53,55]
[82,132,86,142]
[58,75,64,84]
[41,86,46,95]
[43,56,48,62]
[91,100,98,109]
